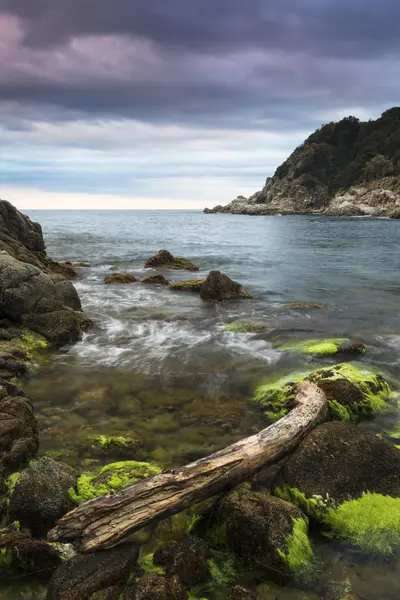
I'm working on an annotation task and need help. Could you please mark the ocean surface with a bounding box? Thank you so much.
[7,210,400,599]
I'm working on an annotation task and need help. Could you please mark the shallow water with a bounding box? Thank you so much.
[5,211,400,598]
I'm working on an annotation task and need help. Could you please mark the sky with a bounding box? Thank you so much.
[0,1,399,210]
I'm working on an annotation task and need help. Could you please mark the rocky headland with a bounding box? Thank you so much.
[204,107,400,218]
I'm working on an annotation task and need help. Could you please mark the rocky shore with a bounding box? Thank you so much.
[0,201,399,600]
[204,108,400,218]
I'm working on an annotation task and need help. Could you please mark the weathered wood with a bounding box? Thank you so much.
[48,380,327,552]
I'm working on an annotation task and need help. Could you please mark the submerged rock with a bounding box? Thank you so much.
[200,270,252,302]
[69,461,161,505]
[47,543,139,600]
[9,457,77,536]
[0,395,38,475]
[169,279,205,293]
[145,250,199,271]
[104,273,137,284]
[0,528,61,575]
[223,320,266,333]
[142,273,169,285]
[280,338,366,357]
[254,363,391,422]
[284,302,324,310]
[153,537,210,587]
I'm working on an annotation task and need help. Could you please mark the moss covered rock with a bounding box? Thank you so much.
[84,435,144,460]
[69,461,161,505]
[104,273,137,284]
[0,527,61,575]
[145,250,199,271]
[254,364,391,423]
[197,488,314,580]
[223,321,266,333]
[9,457,77,536]
[284,302,324,310]
[142,273,169,285]
[200,271,252,302]
[274,421,400,511]
[169,279,205,293]
[280,338,365,357]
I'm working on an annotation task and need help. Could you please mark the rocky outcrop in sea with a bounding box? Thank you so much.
[204,108,400,218]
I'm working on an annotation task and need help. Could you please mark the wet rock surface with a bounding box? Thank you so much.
[274,422,400,503]
[154,537,210,587]
[200,270,252,301]
[0,395,38,475]
[46,543,139,600]
[145,250,199,271]
[9,457,77,537]
[0,528,62,574]
[124,572,187,600]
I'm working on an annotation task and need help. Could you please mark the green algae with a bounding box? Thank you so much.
[280,338,365,356]
[5,472,20,494]
[169,279,205,292]
[19,330,48,354]
[223,321,266,333]
[325,493,400,556]
[69,460,161,504]
[274,485,330,521]
[253,364,391,423]
[277,516,314,579]
[137,550,165,575]
[89,434,137,449]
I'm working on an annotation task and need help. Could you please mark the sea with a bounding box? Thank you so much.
[4,210,400,599]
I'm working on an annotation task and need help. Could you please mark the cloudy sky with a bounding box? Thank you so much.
[0,0,399,209]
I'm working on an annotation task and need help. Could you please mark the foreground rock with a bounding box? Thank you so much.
[0,253,88,346]
[47,543,139,600]
[0,199,46,268]
[145,250,199,271]
[204,108,400,218]
[199,488,314,579]
[0,394,38,475]
[0,527,62,575]
[9,457,77,536]
[154,537,210,587]
[274,422,400,555]
[200,270,252,301]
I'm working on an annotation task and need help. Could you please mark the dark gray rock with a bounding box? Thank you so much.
[274,422,400,503]
[200,270,252,302]
[46,543,139,600]
[0,200,46,267]
[9,457,77,536]
[154,537,209,587]
[227,586,260,600]
[0,530,61,574]
[124,572,187,600]
[0,395,38,475]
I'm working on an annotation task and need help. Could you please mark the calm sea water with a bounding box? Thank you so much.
[7,210,400,599]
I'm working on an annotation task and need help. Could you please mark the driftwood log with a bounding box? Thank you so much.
[48,380,327,552]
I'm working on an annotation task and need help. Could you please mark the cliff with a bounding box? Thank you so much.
[204,107,400,217]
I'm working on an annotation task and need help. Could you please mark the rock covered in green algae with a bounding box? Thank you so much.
[254,363,391,423]
[69,460,161,505]
[145,249,199,271]
[280,338,366,357]
[104,273,137,284]
[195,488,315,580]
[200,270,252,302]
[223,321,266,333]
[169,279,205,293]
[84,434,144,459]
[273,422,400,555]
[142,273,169,285]
[9,457,77,537]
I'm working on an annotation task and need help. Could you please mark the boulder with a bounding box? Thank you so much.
[142,273,169,285]
[0,253,86,346]
[0,529,62,575]
[104,274,137,284]
[124,572,187,600]
[153,537,209,587]
[47,543,139,600]
[207,488,314,578]
[253,363,391,422]
[0,395,38,475]
[145,250,199,271]
[169,279,205,293]
[227,586,260,600]
[50,275,83,311]
[0,200,46,268]
[274,422,400,504]
[200,271,252,301]
[9,457,77,536]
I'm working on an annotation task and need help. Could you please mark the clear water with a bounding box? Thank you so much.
[6,211,400,599]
